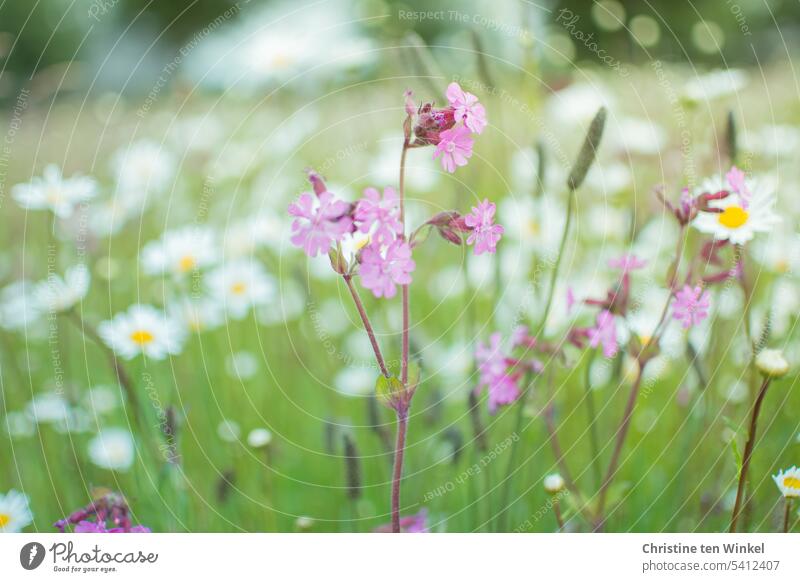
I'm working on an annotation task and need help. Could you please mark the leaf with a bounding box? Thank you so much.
[375,374,405,408]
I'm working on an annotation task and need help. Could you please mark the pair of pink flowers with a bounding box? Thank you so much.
[289,175,504,298]
[407,82,487,173]
[475,329,543,414]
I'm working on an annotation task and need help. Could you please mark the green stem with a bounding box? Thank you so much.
[584,349,602,489]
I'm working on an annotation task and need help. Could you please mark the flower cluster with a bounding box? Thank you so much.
[474,329,543,414]
[54,490,150,533]
[288,172,503,298]
[405,82,487,173]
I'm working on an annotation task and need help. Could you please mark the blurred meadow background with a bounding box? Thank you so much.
[1,0,800,533]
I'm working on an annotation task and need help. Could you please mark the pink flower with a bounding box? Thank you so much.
[672,285,711,329]
[589,310,618,358]
[354,186,402,245]
[608,253,647,274]
[375,508,428,533]
[73,520,150,533]
[566,287,576,314]
[433,125,474,173]
[475,333,522,414]
[288,191,353,257]
[446,82,487,134]
[726,165,751,208]
[359,240,415,298]
[464,199,504,255]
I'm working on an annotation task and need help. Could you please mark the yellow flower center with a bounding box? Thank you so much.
[46,187,63,204]
[639,334,653,346]
[0,513,10,528]
[178,255,196,272]
[526,219,540,236]
[784,476,800,490]
[130,330,154,345]
[775,259,789,274]
[717,206,749,229]
[231,282,247,295]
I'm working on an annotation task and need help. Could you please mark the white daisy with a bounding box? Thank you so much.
[12,165,97,218]
[98,304,186,360]
[4,412,35,438]
[34,264,90,313]
[0,489,33,532]
[207,260,275,320]
[88,428,135,471]
[112,140,176,195]
[141,226,218,277]
[691,174,779,245]
[0,280,40,331]
[170,296,224,333]
[772,466,800,498]
[217,419,241,443]
[25,392,71,424]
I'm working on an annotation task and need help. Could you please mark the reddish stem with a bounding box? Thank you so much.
[343,274,389,377]
[391,408,409,533]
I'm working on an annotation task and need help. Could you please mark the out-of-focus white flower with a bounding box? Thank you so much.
[12,165,97,218]
[772,466,800,498]
[112,140,176,198]
[0,281,40,331]
[207,260,275,320]
[170,296,224,333]
[744,125,800,158]
[609,118,667,155]
[585,162,632,196]
[184,0,375,89]
[499,194,566,260]
[4,411,35,438]
[684,69,747,102]
[217,419,241,443]
[545,82,614,127]
[333,366,374,397]
[225,351,259,380]
[34,264,90,313]
[247,428,273,448]
[692,175,779,245]
[25,392,70,424]
[98,304,186,360]
[257,280,305,326]
[141,226,218,277]
[83,386,120,415]
[0,489,33,532]
[88,428,135,471]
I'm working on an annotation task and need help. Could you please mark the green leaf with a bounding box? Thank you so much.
[375,374,404,407]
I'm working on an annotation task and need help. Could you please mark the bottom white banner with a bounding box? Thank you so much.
[1,534,797,580]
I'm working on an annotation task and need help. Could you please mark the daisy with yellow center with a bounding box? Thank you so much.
[98,304,185,360]
[691,171,779,245]
[773,467,800,498]
[141,226,217,278]
[0,489,33,533]
[207,260,275,320]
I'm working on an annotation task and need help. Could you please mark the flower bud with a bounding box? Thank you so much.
[543,473,566,494]
[755,349,789,378]
[566,106,606,191]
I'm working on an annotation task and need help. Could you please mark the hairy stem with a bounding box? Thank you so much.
[343,275,389,377]
[730,376,771,533]
[783,498,793,533]
[391,408,409,533]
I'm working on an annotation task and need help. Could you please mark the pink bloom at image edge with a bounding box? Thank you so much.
[288,191,353,257]
[464,199,504,255]
[433,125,474,173]
[589,310,618,358]
[359,240,415,299]
[446,82,487,134]
[375,508,429,533]
[354,186,402,246]
[672,285,711,329]
[73,520,151,533]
